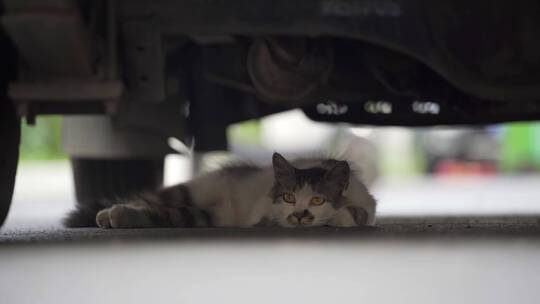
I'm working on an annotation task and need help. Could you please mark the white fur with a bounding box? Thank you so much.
[186,158,376,227]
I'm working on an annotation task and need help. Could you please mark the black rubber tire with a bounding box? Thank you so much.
[0,100,20,227]
[0,26,19,227]
[71,158,164,203]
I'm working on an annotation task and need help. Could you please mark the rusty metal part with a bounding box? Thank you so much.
[247,37,333,103]
[1,1,94,79]
[2,0,124,120]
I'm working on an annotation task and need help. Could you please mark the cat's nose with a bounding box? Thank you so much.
[292,210,309,219]
[289,210,314,225]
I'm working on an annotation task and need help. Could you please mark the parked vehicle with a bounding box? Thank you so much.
[2,0,540,225]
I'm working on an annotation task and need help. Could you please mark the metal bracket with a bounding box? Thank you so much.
[1,0,124,121]
[121,18,166,102]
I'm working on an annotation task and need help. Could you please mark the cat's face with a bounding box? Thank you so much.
[270,153,350,227]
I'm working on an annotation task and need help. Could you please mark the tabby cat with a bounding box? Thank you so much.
[64,153,376,228]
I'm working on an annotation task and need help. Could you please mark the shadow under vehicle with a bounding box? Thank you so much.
[2,0,540,225]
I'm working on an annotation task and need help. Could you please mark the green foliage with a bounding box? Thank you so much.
[19,116,67,160]
[227,120,261,146]
[500,122,540,171]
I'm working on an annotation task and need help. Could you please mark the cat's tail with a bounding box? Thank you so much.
[63,199,115,227]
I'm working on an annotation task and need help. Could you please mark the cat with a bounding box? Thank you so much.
[64,152,377,228]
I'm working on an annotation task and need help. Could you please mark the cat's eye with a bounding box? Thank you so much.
[310,196,325,206]
[282,193,296,204]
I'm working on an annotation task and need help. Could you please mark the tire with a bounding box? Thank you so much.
[0,27,19,227]
[71,158,164,203]
[0,100,20,227]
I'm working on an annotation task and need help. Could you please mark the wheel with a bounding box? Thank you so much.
[0,100,20,227]
[71,158,164,203]
[0,30,19,227]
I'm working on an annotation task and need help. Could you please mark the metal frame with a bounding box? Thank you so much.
[1,0,122,123]
[3,0,540,127]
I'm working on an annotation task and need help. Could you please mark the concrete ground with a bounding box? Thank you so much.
[2,161,540,304]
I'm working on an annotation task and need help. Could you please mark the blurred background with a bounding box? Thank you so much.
[7,110,540,230]
[20,111,540,177]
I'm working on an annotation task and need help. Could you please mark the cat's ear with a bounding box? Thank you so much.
[272,152,296,186]
[321,161,350,195]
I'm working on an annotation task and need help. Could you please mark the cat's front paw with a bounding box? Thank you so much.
[96,208,112,228]
[95,205,154,229]
[346,206,369,226]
